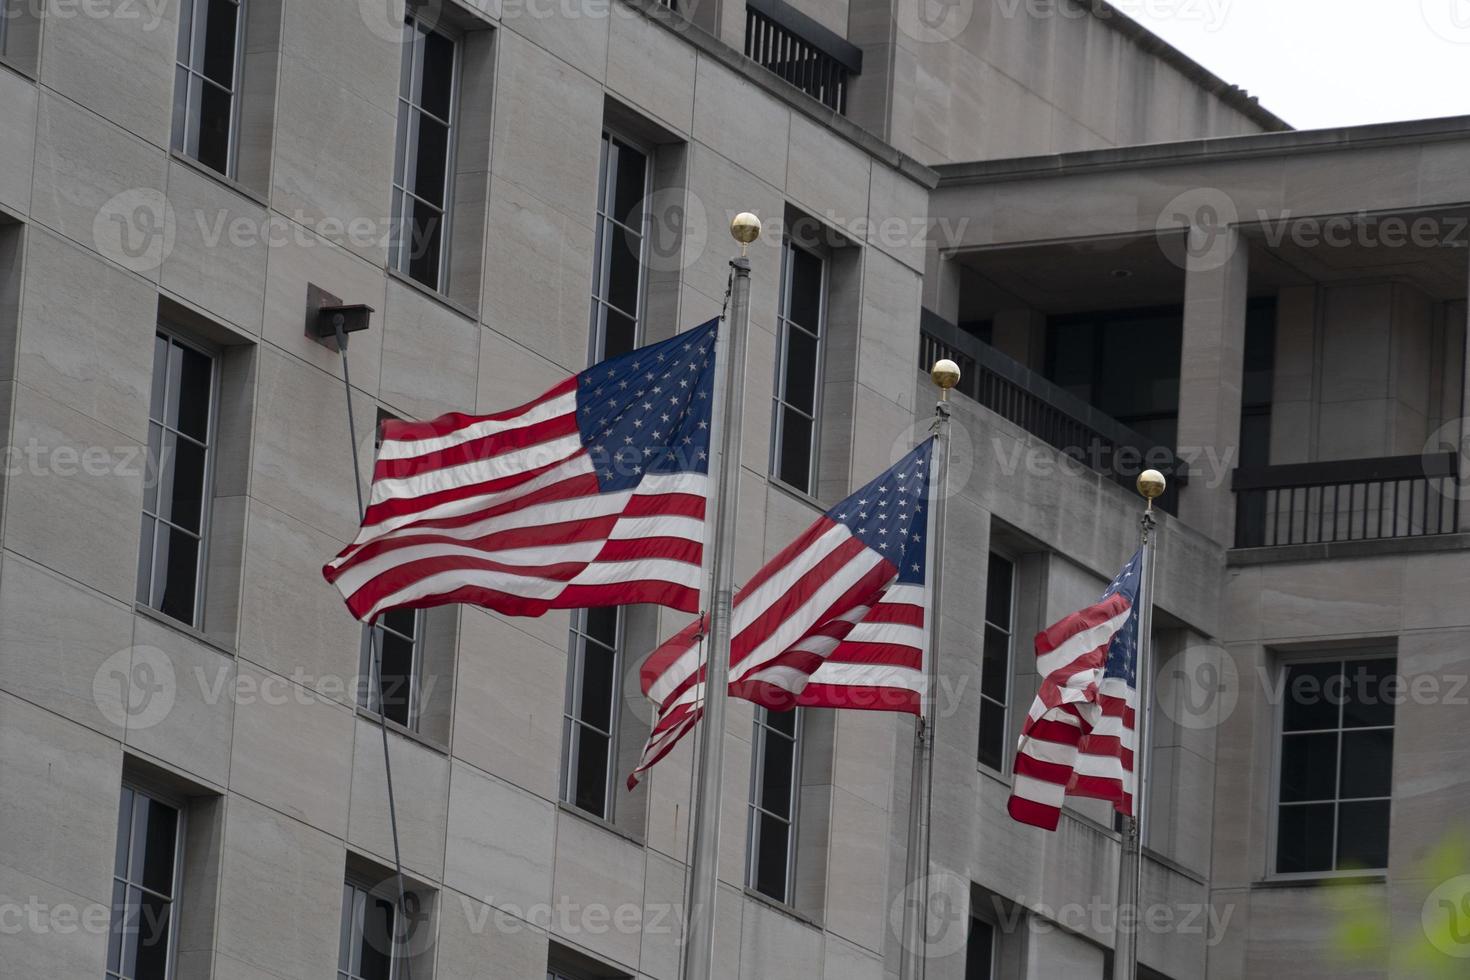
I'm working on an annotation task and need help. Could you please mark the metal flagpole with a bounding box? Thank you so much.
[899,359,960,980]
[1114,468,1165,980]
[683,212,761,980]
[331,317,415,980]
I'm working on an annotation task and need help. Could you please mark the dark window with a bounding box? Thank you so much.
[138,331,216,627]
[747,706,801,903]
[360,607,423,730]
[1276,657,1396,874]
[590,133,650,362]
[771,240,825,494]
[391,14,458,291]
[108,786,182,980]
[172,0,245,175]
[964,914,995,980]
[561,607,622,819]
[337,881,399,980]
[977,553,1014,772]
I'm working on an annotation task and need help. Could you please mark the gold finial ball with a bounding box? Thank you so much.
[1137,469,1167,500]
[730,212,762,246]
[931,358,961,391]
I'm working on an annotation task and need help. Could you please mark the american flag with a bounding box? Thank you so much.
[629,439,935,788]
[1007,551,1143,831]
[322,319,718,622]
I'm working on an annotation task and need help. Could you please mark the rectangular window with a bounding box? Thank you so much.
[337,880,399,980]
[391,13,459,291]
[138,330,217,628]
[977,553,1014,772]
[1275,657,1396,875]
[589,131,651,362]
[561,607,622,819]
[964,914,995,980]
[770,240,825,494]
[108,786,184,980]
[747,706,801,903]
[359,608,423,730]
[172,0,246,176]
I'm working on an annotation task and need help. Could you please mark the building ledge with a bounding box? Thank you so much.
[1228,533,1470,566]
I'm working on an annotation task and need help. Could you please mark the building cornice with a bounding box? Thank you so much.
[933,114,1470,185]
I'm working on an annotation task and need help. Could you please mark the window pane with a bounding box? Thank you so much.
[144,423,164,515]
[759,734,795,819]
[176,0,194,62]
[359,892,397,980]
[583,607,620,649]
[753,811,790,901]
[376,626,416,727]
[199,0,238,87]
[610,141,648,227]
[196,81,233,174]
[977,701,1005,771]
[1275,803,1335,874]
[1283,662,1342,732]
[965,917,995,980]
[577,644,615,733]
[134,892,172,979]
[776,407,813,492]
[132,795,179,895]
[599,307,637,361]
[108,879,128,972]
[787,246,823,331]
[766,707,798,738]
[137,515,157,606]
[1336,799,1390,869]
[781,324,819,414]
[1279,731,1338,803]
[418,28,455,120]
[159,431,208,533]
[1339,729,1393,799]
[150,335,168,420]
[114,787,135,877]
[407,198,444,288]
[981,628,1009,703]
[1342,658,1397,729]
[155,524,201,624]
[985,555,1013,629]
[573,725,610,816]
[412,115,450,207]
[605,223,642,318]
[170,341,213,442]
[118,885,144,976]
[339,883,356,975]
[381,607,419,642]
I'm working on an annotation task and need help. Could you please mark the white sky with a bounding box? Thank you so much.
[1117,0,1470,130]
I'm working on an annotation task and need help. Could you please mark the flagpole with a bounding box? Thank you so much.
[683,212,761,980]
[1114,468,1164,980]
[899,359,960,980]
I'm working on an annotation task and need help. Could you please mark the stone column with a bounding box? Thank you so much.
[1176,226,1250,545]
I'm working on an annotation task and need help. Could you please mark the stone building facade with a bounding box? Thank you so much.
[0,0,1465,978]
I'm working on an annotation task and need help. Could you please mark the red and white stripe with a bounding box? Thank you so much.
[322,379,707,622]
[1006,594,1137,831]
[627,517,927,788]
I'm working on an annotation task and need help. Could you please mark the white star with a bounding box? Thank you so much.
[634,420,643,428]
[698,420,708,430]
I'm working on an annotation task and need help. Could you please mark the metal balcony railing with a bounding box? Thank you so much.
[1232,453,1461,548]
[744,0,861,113]
[919,312,1186,513]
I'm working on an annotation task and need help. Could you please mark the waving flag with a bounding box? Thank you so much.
[629,439,935,787]
[1007,551,1143,831]
[323,319,718,622]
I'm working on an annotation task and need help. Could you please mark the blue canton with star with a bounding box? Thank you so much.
[575,318,718,492]
[828,439,935,585]
[1098,550,1143,689]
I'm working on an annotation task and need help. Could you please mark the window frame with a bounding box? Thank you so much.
[1267,651,1397,880]
[745,705,803,904]
[108,782,188,980]
[560,607,625,821]
[976,551,1015,776]
[587,128,654,364]
[359,610,426,731]
[390,10,463,294]
[964,909,998,980]
[172,0,248,177]
[769,237,828,496]
[337,875,404,980]
[138,326,221,630]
